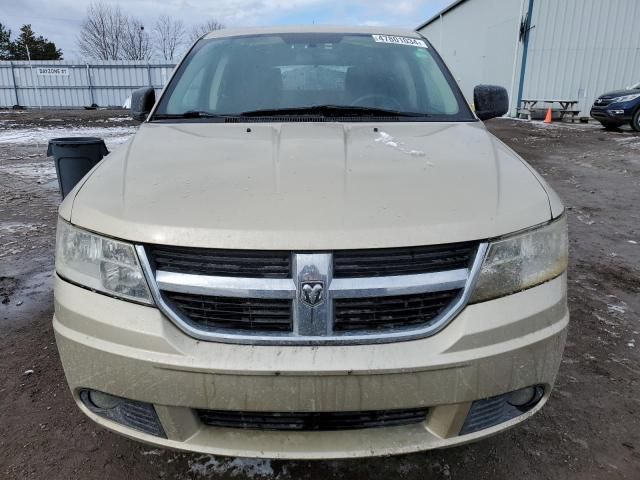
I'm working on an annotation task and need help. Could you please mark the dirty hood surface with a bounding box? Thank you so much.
[70,122,552,249]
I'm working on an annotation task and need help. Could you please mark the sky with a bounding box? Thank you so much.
[1,0,454,60]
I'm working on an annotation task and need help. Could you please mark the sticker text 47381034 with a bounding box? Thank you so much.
[372,35,428,48]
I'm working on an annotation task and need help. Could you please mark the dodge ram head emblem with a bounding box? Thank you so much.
[300,281,324,307]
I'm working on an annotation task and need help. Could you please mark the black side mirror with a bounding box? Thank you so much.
[474,85,509,121]
[130,87,156,121]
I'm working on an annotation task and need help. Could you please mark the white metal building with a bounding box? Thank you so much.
[417,0,640,117]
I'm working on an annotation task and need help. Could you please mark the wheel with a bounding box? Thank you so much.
[600,121,620,131]
[631,109,640,132]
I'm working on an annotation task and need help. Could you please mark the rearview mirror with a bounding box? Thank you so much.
[474,85,509,121]
[130,87,156,122]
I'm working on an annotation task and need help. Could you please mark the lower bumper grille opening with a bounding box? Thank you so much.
[334,289,462,332]
[197,407,429,431]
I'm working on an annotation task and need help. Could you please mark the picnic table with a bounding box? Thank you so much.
[518,99,581,122]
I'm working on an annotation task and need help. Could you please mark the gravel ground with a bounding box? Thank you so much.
[1,109,639,479]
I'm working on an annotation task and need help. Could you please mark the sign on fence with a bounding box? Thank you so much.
[36,67,70,76]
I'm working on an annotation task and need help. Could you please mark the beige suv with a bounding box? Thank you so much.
[54,26,569,459]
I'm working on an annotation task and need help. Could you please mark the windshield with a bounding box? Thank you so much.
[152,33,473,121]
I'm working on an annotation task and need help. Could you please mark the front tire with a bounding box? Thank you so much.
[631,110,640,132]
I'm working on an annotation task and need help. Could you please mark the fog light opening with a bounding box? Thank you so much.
[87,390,123,410]
[79,389,167,438]
[460,385,546,435]
[508,386,544,410]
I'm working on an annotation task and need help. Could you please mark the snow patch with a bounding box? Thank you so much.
[607,303,627,315]
[375,131,429,159]
[504,117,600,130]
[576,214,595,225]
[141,449,164,456]
[1,161,57,182]
[188,456,274,478]
[0,222,48,257]
[614,136,640,145]
[0,222,46,235]
[0,126,136,147]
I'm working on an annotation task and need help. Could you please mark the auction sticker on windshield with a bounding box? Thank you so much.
[372,35,427,48]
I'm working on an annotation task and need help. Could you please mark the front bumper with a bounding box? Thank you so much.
[53,273,568,459]
[590,104,633,123]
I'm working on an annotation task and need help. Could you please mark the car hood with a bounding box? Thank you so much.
[598,88,640,99]
[69,121,555,250]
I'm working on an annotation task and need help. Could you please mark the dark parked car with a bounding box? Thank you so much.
[590,82,640,131]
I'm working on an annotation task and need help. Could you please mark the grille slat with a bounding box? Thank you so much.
[166,293,289,309]
[336,309,450,323]
[181,307,291,318]
[334,290,461,331]
[197,407,429,431]
[149,245,291,278]
[331,261,470,276]
[333,243,476,278]
[333,249,471,262]
[164,292,292,332]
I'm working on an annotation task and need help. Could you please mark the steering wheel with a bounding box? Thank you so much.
[350,94,403,110]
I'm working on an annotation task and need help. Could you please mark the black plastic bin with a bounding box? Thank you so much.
[47,137,109,199]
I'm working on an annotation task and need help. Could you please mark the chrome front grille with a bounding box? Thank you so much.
[333,290,462,331]
[149,245,291,278]
[333,242,476,277]
[594,97,613,107]
[137,242,487,345]
[163,292,293,332]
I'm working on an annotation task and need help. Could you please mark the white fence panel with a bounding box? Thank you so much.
[0,60,176,108]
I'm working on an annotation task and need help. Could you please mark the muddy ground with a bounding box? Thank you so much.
[1,110,638,479]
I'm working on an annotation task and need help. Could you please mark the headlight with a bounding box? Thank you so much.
[470,215,568,303]
[612,93,640,103]
[55,218,153,304]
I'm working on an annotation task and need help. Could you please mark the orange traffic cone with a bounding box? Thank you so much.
[544,107,553,124]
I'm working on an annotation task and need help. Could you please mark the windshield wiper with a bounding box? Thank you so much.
[236,105,431,118]
[151,110,227,120]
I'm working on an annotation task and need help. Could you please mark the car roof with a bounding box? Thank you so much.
[203,25,425,40]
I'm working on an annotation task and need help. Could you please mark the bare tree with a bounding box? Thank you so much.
[154,15,186,61]
[121,18,152,60]
[77,1,126,60]
[189,19,224,43]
